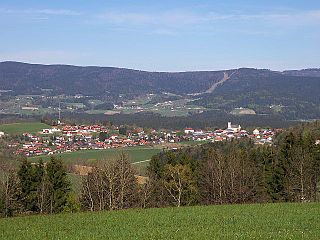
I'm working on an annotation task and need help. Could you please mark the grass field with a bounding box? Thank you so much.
[29,147,162,191]
[30,147,163,165]
[0,122,49,135]
[0,202,319,239]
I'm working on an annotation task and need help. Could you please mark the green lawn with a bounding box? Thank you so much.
[31,147,162,192]
[177,140,210,146]
[0,203,319,239]
[30,147,163,165]
[0,122,49,135]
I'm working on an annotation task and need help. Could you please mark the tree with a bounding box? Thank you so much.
[0,164,21,217]
[17,159,33,211]
[17,159,45,212]
[198,148,224,204]
[119,126,127,136]
[286,132,320,202]
[46,157,70,213]
[163,164,197,207]
[80,153,138,211]
[114,153,138,209]
[99,132,110,142]
[36,173,51,213]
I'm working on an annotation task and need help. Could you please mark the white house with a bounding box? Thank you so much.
[0,131,5,137]
[184,128,195,134]
[42,127,61,134]
[253,129,260,135]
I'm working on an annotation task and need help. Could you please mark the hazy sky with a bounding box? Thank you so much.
[1,0,320,71]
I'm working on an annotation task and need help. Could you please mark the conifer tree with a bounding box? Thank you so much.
[17,159,33,211]
[46,157,70,213]
[18,159,45,212]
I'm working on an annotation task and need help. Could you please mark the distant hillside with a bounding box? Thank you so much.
[283,68,320,77]
[0,61,319,120]
[194,68,320,119]
[0,61,223,95]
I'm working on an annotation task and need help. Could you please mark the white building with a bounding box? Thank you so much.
[226,122,241,133]
[184,128,195,134]
[42,127,61,134]
[0,131,5,137]
[253,129,260,135]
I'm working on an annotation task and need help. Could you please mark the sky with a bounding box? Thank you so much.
[1,0,320,71]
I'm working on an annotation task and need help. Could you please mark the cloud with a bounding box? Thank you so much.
[232,10,320,26]
[150,29,178,36]
[2,7,319,27]
[97,10,209,27]
[96,9,320,28]
[0,8,81,16]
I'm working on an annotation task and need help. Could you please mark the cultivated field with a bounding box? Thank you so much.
[0,122,49,135]
[0,203,319,239]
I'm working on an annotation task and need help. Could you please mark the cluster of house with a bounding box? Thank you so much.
[184,122,277,145]
[10,122,278,157]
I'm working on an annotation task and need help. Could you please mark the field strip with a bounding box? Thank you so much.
[132,159,151,165]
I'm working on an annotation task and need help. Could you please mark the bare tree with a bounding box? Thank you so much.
[139,179,153,209]
[114,153,138,209]
[0,165,21,217]
[199,148,259,205]
[289,144,317,202]
[80,153,138,211]
[36,175,51,213]
[163,164,196,207]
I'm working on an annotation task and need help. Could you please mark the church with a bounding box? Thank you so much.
[225,122,241,133]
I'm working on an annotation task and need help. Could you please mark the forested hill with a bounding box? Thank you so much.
[194,68,320,119]
[0,61,224,95]
[0,61,319,97]
[0,61,319,120]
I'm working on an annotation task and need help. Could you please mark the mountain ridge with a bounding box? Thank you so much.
[0,61,319,121]
[2,61,318,74]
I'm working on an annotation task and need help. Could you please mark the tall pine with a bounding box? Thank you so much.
[46,157,70,213]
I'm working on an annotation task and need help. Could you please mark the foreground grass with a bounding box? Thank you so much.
[0,122,49,135]
[0,203,319,239]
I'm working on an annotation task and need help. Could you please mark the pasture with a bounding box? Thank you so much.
[29,147,162,165]
[0,202,319,239]
[0,122,49,135]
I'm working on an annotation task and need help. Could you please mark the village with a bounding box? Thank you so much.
[3,121,279,157]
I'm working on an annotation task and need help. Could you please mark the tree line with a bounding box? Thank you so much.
[1,122,319,217]
[146,122,320,206]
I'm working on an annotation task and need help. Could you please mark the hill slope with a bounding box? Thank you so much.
[0,61,224,95]
[0,61,319,120]
[195,68,320,119]
[0,203,319,239]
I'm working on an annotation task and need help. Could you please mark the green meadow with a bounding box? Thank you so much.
[0,202,319,239]
[30,147,163,165]
[0,122,49,135]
